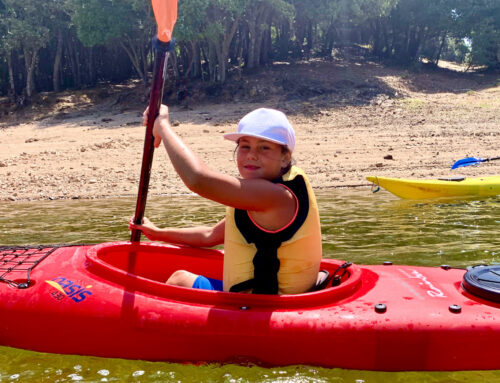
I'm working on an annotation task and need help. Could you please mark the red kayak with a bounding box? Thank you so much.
[0,241,499,371]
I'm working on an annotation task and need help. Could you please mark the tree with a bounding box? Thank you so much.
[70,0,155,83]
[46,0,72,92]
[203,0,245,83]
[175,0,210,79]
[0,0,50,100]
[453,0,500,68]
[290,0,340,58]
[242,0,293,68]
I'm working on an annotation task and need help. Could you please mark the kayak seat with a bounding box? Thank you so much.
[310,270,330,292]
[438,177,466,182]
[310,262,353,292]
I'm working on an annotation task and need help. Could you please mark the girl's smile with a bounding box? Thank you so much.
[244,164,260,170]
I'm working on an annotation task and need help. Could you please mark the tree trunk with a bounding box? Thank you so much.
[260,26,271,65]
[168,51,179,79]
[141,44,148,84]
[254,11,272,67]
[214,44,225,83]
[191,41,201,79]
[53,28,63,92]
[371,20,384,57]
[276,21,291,59]
[66,40,77,88]
[434,31,447,66]
[206,43,217,82]
[247,21,257,69]
[6,51,16,98]
[119,38,146,84]
[199,44,208,82]
[304,21,314,59]
[408,26,425,61]
[66,38,82,88]
[209,16,239,83]
[295,18,307,59]
[23,47,38,100]
[182,41,194,78]
[244,4,265,69]
[88,46,96,86]
[254,25,265,66]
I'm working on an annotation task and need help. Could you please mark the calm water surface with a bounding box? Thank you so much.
[1,189,499,382]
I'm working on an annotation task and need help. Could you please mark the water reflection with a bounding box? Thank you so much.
[321,189,499,267]
[1,344,500,383]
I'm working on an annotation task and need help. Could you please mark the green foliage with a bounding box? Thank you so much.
[1,0,499,96]
[176,0,209,42]
[444,0,499,67]
[354,0,398,21]
[440,37,470,63]
[468,24,500,67]
[70,0,137,46]
[0,0,50,52]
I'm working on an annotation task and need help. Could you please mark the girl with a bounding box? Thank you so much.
[129,106,322,294]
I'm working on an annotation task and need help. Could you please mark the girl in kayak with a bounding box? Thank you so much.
[129,106,322,294]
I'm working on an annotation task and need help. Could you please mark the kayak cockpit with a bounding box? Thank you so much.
[85,241,366,309]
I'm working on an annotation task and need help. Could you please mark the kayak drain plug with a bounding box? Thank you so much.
[375,303,387,313]
[449,304,462,314]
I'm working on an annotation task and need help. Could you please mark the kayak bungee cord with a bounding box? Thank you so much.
[370,175,381,193]
[0,245,62,289]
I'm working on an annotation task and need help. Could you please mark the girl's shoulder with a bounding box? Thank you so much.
[283,165,308,181]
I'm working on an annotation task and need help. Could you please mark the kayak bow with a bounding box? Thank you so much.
[366,175,500,199]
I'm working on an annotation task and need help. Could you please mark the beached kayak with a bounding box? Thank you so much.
[366,175,500,199]
[0,241,499,371]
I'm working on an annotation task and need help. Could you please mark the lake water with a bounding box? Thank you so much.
[1,189,499,382]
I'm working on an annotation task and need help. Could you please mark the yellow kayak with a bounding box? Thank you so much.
[366,176,500,199]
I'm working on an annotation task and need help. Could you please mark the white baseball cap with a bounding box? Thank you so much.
[224,108,295,151]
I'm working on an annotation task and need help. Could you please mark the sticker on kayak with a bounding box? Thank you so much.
[397,269,446,298]
[46,277,93,303]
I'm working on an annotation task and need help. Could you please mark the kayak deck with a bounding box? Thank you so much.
[366,175,500,199]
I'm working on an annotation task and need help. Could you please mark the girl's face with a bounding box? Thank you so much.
[236,136,291,180]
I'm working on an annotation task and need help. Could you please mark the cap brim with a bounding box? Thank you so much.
[223,132,290,149]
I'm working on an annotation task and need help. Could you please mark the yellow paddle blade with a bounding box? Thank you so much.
[152,0,178,43]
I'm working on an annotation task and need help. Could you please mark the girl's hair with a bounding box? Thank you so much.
[280,146,293,175]
[233,142,294,176]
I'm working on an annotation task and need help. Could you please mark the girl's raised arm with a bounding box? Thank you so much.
[148,105,295,214]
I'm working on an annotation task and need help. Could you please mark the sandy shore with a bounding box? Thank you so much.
[1,59,499,202]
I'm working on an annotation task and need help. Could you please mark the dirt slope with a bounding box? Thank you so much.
[0,55,499,201]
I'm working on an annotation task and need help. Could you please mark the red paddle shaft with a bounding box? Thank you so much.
[131,40,171,242]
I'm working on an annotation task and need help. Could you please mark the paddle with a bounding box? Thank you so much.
[451,156,500,170]
[130,0,178,242]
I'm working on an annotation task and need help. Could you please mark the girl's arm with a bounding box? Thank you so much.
[149,105,295,214]
[129,217,225,248]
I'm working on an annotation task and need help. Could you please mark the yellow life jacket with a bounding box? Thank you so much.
[223,166,322,294]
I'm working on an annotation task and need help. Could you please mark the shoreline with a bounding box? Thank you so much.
[1,59,499,202]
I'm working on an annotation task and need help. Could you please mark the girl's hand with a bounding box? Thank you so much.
[143,104,170,148]
[129,216,158,240]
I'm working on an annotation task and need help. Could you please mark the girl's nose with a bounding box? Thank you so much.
[247,147,258,159]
